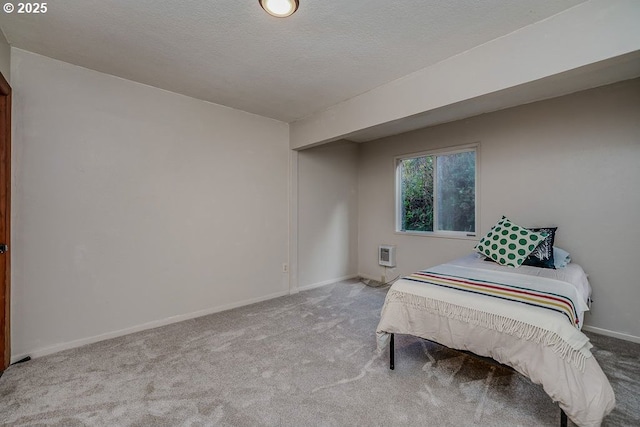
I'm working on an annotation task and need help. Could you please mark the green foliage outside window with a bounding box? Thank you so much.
[399,150,475,233]
[400,156,434,231]
[437,151,475,232]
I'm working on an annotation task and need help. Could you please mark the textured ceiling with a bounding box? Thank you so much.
[0,0,587,122]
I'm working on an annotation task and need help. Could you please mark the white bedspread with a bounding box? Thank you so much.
[376,255,615,427]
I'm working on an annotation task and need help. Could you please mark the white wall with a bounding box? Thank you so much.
[358,78,640,340]
[10,49,290,359]
[298,141,358,290]
[0,31,9,80]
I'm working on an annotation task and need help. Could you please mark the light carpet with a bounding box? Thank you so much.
[0,279,638,426]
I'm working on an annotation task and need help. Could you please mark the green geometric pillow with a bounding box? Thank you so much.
[475,216,547,268]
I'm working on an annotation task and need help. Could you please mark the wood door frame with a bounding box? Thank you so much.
[0,71,11,371]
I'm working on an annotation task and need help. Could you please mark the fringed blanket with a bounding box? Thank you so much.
[406,267,582,328]
[378,264,591,370]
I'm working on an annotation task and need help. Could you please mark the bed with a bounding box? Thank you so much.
[376,253,615,427]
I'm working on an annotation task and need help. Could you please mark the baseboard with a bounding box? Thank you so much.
[582,325,640,344]
[10,289,290,364]
[298,274,358,292]
[19,282,635,364]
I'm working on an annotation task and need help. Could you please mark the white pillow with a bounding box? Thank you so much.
[553,247,571,268]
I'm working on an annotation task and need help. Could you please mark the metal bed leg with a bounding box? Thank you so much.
[560,409,567,427]
[390,333,394,370]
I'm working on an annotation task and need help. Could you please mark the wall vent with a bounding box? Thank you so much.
[378,245,396,267]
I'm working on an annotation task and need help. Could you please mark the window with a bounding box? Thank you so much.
[396,146,477,236]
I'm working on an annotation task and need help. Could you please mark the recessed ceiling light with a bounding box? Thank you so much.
[259,0,299,18]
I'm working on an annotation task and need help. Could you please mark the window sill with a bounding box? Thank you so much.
[394,231,479,241]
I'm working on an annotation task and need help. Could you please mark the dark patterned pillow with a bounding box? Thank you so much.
[522,227,557,269]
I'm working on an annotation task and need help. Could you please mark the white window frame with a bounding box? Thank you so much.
[395,143,479,239]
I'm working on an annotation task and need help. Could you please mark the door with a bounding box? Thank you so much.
[0,71,11,371]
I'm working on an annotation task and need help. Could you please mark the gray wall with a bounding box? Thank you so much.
[298,141,358,289]
[0,32,9,80]
[11,49,290,359]
[358,78,640,340]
